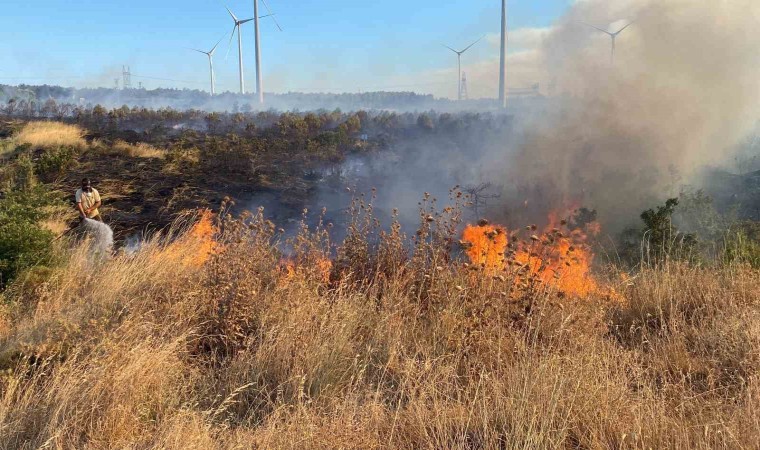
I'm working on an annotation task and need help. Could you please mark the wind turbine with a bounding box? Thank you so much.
[444,36,484,101]
[225,6,254,94]
[190,37,224,96]
[253,0,283,105]
[582,20,635,65]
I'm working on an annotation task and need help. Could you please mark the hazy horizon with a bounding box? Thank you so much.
[0,0,574,99]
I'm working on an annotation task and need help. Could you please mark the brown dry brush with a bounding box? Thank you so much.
[0,200,758,449]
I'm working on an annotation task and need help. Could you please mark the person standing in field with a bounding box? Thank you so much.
[75,178,102,222]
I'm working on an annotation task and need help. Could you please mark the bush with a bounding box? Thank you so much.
[0,187,56,287]
[723,222,760,268]
[619,198,698,266]
[35,145,78,182]
[2,151,36,191]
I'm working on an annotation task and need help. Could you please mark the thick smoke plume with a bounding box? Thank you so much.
[501,0,760,230]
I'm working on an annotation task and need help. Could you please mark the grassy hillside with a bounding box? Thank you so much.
[0,207,758,449]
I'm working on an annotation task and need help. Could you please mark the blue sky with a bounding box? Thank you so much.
[0,0,573,97]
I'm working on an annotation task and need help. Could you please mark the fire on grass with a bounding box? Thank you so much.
[460,210,601,297]
[158,209,334,284]
[159,209,221,268]
[280,257,333,284]
[158,207,605,297]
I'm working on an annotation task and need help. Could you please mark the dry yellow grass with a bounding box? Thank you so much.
[111,140,165,159]
[0,212,758,449]
[39,219,69,237]
[13,121,86,149]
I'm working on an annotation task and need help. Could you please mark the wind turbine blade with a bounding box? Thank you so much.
[442,44,459,54]
[261,0,275,16]
[209,35,225,56]
[269,16,283,31]
[239,18,254,25]
[461,35,485,54]
[224,6,238,22]
[261,0,283,31]
[613,20,635,35]
[581,22,614,36]
[225,24,237,60]
[188,48,207,55]
[269,15,283,31]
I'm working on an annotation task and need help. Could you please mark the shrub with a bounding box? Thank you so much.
[1,151,36,191]
[35,145,78,182]
[722,222,760,268]
[0,187,57,287]
[619,198,698,266]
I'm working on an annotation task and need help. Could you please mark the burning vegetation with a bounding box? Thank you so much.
[280,256,333,285]
[1,201,758,449]
[461,210,600,297]
[159,209,220,268]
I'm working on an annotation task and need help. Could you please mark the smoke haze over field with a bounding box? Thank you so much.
[292,0,760,234]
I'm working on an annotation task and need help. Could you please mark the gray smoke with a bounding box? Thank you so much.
[500,0,760,230]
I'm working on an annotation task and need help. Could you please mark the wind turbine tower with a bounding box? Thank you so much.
[499,0,507,109]
[444,36,483,101]
[252,0,282,105]
[191,38,223,96]
[253,0,263,103]
[583,21,634,65]
[225,6,254,94]
[461,72,469,100]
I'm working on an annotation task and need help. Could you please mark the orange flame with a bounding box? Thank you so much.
[280,256,333,284]
[461,224,507,269]
[461,212,598,297]
[187,210,219,266]
[159,210,220,267]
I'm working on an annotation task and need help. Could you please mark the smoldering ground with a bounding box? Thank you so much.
[245,112,519,241]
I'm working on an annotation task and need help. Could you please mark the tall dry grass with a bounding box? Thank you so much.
[13,122,86,149]
[102,140,165,159]
[0,208,758,449]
